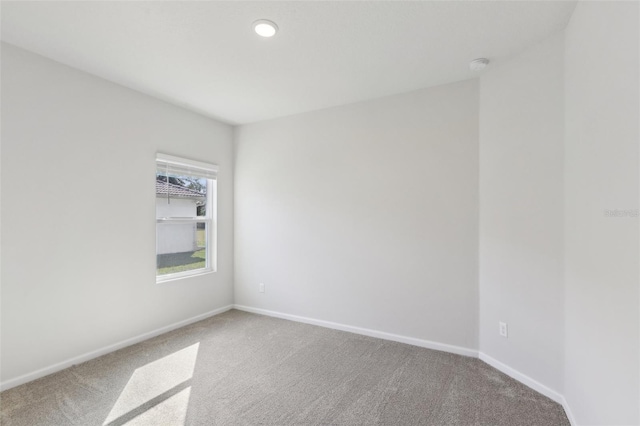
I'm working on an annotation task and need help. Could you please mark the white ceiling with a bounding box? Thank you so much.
[1,1,576,125]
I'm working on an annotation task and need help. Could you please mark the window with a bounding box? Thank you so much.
[156,153,217,282]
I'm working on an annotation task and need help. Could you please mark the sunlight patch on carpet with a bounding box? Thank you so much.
[103,343,199,425]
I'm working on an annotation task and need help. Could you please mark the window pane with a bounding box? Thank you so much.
[157,222,207,276]
[156,173,208,218]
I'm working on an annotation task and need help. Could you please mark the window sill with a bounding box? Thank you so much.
[156,268,215,284]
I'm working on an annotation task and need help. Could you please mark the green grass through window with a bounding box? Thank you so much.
[157,249,206,275]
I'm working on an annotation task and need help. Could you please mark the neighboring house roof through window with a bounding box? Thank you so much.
[156,179,206,200]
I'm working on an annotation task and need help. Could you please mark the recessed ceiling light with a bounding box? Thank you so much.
[469,58,489,71]
[253,20,278,38]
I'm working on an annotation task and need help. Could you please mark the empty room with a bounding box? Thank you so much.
[1,1,638,425]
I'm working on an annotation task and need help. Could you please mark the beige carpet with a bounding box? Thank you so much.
[1,310,569,425]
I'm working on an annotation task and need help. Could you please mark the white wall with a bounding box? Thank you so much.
[0,43,234,384]
[235,80,479,350]
[478,35,565,394]
[564,2,639,424]
[4,5,639,422]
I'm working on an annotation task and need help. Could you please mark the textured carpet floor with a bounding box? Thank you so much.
[1,310,569,426]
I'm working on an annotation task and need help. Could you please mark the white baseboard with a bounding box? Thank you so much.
[0,304,233,392]
[235,308,577,425]
[478,352,564,404]
[560,396,578,426]
[1,303,578,426]
[478,352,577,425]
[232,306,577,424]
[233,304,478,358]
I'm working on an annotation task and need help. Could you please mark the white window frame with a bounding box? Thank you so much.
[156,153,218,283]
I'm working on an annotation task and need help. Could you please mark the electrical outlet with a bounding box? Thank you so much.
[499,322,508,338]
[259,283,265,293]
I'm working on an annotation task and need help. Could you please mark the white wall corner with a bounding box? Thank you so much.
[479,354,578,424]
[561,396,579,426]
[478,352,564,405]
